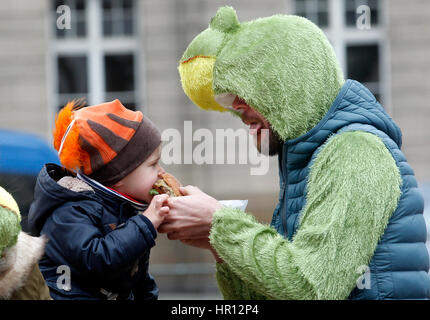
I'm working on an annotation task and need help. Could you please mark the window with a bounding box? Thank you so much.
[57,55,88,99]
[102,0,134,36]
[49,0,139,114]
[345,0,379,27]
[346,44,380,100]
[104,54,136,109]
[293,0,388,109]
[54,0,87,38]
[295,0,329,28]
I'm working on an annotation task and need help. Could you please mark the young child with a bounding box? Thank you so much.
[27,99,169,300]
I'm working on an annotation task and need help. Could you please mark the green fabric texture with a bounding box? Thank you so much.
[180,6,239,62]
[209,6,240,33]
[215,262,267,300]
[0,207,21,256]
[209,131,402,299]
[181,7,344,141]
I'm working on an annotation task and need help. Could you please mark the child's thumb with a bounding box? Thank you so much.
[153,194,168,209]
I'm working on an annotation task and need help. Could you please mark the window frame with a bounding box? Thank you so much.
[48,0,142,132]
[295,0,329,27]
[102,0,135,37]
[291,0,391,113]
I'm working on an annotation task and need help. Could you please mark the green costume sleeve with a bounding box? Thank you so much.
[215,262,267,300]
[209,131,402,299]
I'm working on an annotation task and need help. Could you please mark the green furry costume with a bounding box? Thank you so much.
[178,7,429,299]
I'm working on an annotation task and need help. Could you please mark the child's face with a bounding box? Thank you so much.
[112,145,165,203]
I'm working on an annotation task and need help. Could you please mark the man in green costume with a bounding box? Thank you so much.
[158,7,430,299]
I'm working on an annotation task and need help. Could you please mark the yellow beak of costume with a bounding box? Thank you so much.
[178,55,228,112]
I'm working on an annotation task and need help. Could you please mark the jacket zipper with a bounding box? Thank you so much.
[279,144,288,237]
[282,170,288,237]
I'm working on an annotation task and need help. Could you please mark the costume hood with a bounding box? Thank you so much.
[179,6,345,141]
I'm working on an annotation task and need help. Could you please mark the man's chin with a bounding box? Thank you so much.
[256,143,280,156]
[254,130,283,156]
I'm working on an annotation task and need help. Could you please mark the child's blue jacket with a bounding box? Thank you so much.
[28,163,158,300]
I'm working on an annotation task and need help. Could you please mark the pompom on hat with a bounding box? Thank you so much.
[53,99,161,186]
[0,186,21,257]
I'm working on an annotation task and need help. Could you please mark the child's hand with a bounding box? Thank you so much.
[142,194,169,229]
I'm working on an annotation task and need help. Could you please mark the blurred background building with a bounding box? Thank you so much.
[0,0,429,299]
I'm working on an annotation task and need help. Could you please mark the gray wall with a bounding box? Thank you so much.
[0,1,49,138]
[388,0,430,181]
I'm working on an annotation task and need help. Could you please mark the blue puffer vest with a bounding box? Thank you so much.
[270,80,430,299]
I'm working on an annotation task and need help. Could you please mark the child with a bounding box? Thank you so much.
[27,99,169,300]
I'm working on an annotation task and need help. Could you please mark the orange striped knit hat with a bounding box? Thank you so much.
[53,99,161,186]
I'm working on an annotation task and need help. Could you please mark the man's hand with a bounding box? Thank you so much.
[157,185,222,240]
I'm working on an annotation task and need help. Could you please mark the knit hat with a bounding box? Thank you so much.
[0,186,21,257]
[53,99,161,186]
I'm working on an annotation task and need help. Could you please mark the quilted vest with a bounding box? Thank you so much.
[270,80,430,299]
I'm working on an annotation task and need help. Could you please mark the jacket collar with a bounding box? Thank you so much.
[76,172,148,212]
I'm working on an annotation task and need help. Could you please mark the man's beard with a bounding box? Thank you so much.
[254,126,284,156]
